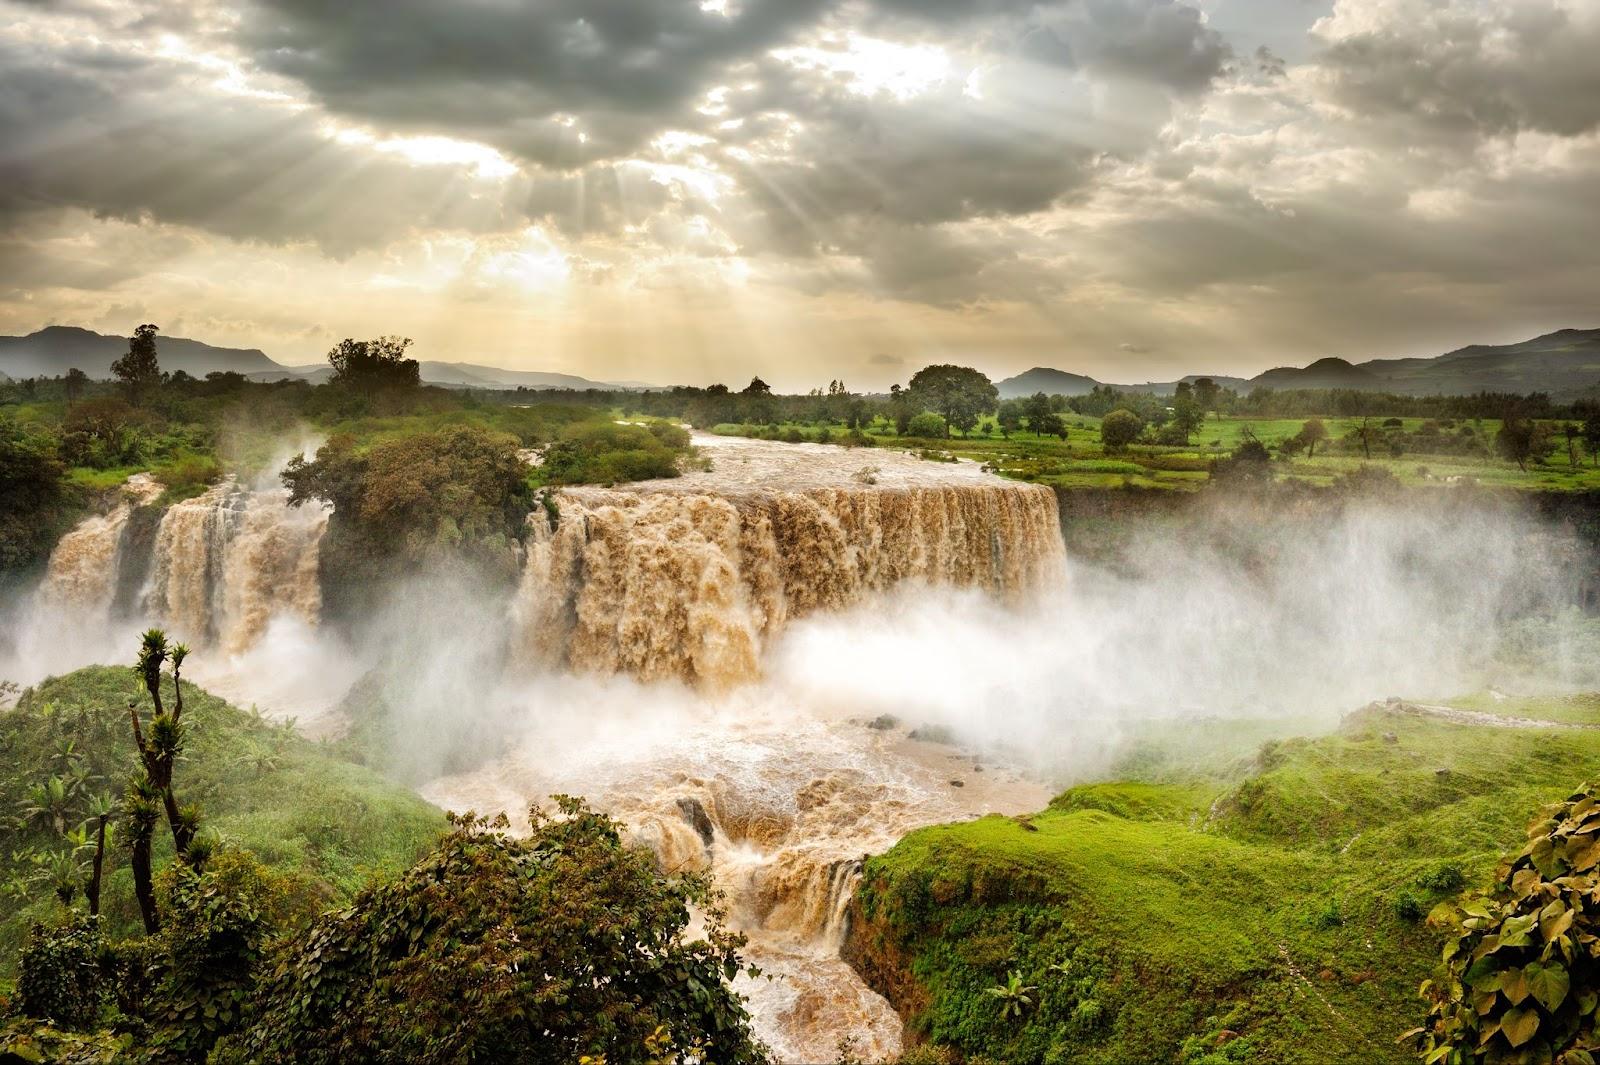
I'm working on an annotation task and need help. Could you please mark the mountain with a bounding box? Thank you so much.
[996,367,1102,399]
[994,328,1600,400]
[1348,328,1600,396]
[0,326,279,379]
[0,325,651,391]
[1248,357,1384,391]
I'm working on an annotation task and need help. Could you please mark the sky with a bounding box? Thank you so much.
[1,0,1598,390]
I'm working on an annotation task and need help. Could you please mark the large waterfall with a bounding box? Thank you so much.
[514,480,1064,687]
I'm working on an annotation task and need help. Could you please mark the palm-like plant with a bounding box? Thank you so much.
[986,970,1039,1020]
[22,775,78,836]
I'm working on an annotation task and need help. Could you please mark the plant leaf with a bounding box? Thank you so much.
[1526,961,1570,1013]
[1501,1005,1541,1048]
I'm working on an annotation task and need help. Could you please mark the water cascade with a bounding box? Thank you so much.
[37,474,163,618]
[514,479,1063,687]
[145,480,327,651]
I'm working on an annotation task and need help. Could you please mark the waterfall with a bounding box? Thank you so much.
[37,474,163,618]
[513,482,1064,687]
[145,480,326,650]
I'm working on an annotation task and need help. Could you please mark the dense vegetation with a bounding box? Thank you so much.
[0,646,766,1064]
[0,326,696,585]
[848,694,1600,1063]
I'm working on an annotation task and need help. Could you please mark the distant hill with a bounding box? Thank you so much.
[996,367,1102,399]
[0,326,279,379]
[0,325,650,391]
[992,328,1600,400]
[1249,357,1383,391]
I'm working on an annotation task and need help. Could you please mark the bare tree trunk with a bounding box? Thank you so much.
[131,824,158,934]
[87,814,108,917]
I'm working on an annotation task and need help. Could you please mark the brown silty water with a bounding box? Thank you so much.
[513,432,1064,688]
[439,433,1065,1060]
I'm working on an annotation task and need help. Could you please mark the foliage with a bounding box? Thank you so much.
[109,325,161,405]
[325,335,421,395]
[908,365,998,437]
[541,421,689,485]
[1099,409,1143,451]
[906,412,949,439]
[1411,784,1600,1064]
[0,667,443,964]
[0,416,74,578]
[0,1018,128,1063]
[216,799,768,1065]
[17,913,105,1030]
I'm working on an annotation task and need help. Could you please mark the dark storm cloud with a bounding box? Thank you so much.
[235,0,831,167]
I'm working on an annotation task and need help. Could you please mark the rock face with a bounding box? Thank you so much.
[512,481,1065,687]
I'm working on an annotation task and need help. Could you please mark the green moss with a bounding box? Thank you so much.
[856,700,1600,1063]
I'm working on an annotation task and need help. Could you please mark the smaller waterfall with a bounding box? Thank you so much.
[145,480,326,651]
[38,475,163,618]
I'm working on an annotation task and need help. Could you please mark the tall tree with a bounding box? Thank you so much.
[1298,417,1329,458]
[110,324,161,404]
[327,335,421,394]
[1024,391,1053,436]
[63,367,89,406]
[908,364,998,440]
[1193,378,1220,419]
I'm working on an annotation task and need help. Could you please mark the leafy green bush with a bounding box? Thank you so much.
[1411,784,1600,1063]
[152,451,222,503]
[906,412,947,438]
[216,799,767,1065]
[17,913,105,1030]
[540,422,687,486]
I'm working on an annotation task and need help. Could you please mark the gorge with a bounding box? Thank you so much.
[3,432,1595,1060]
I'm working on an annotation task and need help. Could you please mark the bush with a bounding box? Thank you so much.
[217,800,767,1065]
[1393,890,1426,923]
[153,452,222,502]
[906,412,948,439]
[1417,862,1467,894]
[18,913,105,1030]
[1411,784,1600,1063]
[1099,409,1143,451]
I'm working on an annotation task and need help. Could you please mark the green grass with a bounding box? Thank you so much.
[0,667,445,971]
[852,693,1600,1063]
[712,415,1600,494]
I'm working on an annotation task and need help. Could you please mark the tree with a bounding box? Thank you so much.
[1584,415,1600,467]
[1038,412,1068,441]
[1193,378,1220,420]
[1099,409,1143,452]
[217,800,768,1065]
[908,365,998,440]
[123,629,202,932]
[1497,417,1554,472]
[1210,430,1274,486]
[1024,392,1053,437]
[1562,422,1581,467]
[110,325,161,404]
[1298,418,1328,459]
[1410,783,1600,1064]
[326,336,421,394]
[63,367,89,406]
[740,376,771,396]
[996,400,1022,438]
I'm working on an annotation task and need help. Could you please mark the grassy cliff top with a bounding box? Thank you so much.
[852,693,1600,1064]
[0,666,444,969]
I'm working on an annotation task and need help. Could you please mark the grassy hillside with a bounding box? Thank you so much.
[848,694,1600,1064]
[0,666,445,971]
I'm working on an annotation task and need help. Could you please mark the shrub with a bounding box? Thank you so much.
[906,412,948,439]
[153,451,222,502]
[1394,890,1426,923]
[1410,784,1600,1063]
[1099,409,1143,451]
[1418,862,1468,894]
[216,800,767,1065]
[18,913,105,1030]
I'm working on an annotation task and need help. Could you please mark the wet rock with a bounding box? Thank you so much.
[866,714,900,731]
[948,779,965,788]
[676,797,715,847]
[1382,732,1399,745]
[909,724,957,745]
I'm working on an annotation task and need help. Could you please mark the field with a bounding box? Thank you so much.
[711,415,1600,493]
[849,693,1600,1064]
